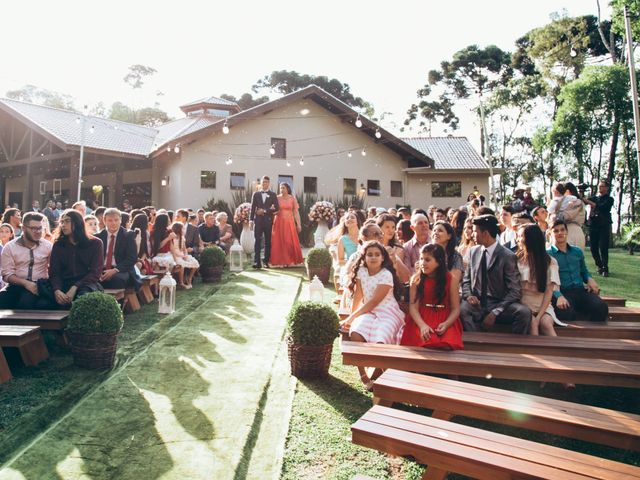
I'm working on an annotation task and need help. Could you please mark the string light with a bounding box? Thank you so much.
[166,146,171,152]
[269,144,276,155]
[355,114,362,128]
[89,125,95,134]
[361,147,367,156]
[347,151,352,158]
[286,160,291,167]
[225,155,233,165]
[222,120,229,134]
[375,128,381,139]
[174,144,181,153]
[299,156,304,166]
[75,117,81,124]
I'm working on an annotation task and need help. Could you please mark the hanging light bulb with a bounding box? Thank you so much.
[222,120,230,134]
[226,155,233,165]
[269,144,276,155]
[347,151,352,158]
[166,145,171,152]
[174,144,180,153]
[375,128,381,139]
[355,114,362,128]
[75,117,81,124]
[89,125,95,134]
[361,147,367,156]
[286,161,291,167]
[299,156,304,166]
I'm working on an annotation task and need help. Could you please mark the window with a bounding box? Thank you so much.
[230,172,245,190]
[304,176,317,194]
[278,175,294,193]
[343,178,356,196]
[367,180,381,196]
[431,181,462,197]
[270,137,286,158]
[390,180,403,197]
[200,171,216,189]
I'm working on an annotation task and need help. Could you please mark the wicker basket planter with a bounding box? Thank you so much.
[68,331,119,370]
[200,246,226,283]
[307,266,331,283]
[287,337,333,379]
[201,265,223,283]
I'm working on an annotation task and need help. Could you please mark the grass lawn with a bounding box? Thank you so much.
[281,248,640,479]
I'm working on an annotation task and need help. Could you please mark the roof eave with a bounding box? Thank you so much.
[0,101,69,151]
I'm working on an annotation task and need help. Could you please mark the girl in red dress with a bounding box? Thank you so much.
[270,183,303,266]
[401,244,463,350]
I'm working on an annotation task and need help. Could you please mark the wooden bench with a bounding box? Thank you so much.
[462,332,640,361]
[0,310,69,346]
[124,288,141,313]
[0,347,11,383]
[491,321,640,339]
[605,306,640,322]
[352,405,640,480]
[372,369,640,451]
[138,274,159,304]
[341,341,640,388]
[103,288,125,302]
[602,295,626,307]
[0,325,50,384]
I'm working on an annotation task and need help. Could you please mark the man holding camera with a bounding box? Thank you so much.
[586,181,614,277]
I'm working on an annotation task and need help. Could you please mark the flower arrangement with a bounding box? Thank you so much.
[234,202,251,224]
[309,201,336,223]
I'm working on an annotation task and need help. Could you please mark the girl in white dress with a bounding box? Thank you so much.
[340,240,405,390]
[171,222,199,289]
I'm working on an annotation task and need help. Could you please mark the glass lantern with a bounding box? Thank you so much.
[158,271,177,314]
[229,240,244,272]
[309,275,325,302]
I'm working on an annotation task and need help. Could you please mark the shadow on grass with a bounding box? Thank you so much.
[301,374,371,423]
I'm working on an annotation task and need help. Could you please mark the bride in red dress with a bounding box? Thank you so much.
[270,183,303,267]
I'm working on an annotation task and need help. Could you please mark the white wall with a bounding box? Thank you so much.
[406,173,490,210]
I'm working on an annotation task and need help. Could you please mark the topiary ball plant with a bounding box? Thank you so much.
[305,247,333,269]
[67,292,124,334]
[200,245,227,268]
[287,301,339,346]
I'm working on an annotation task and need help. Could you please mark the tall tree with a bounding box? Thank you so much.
[220,92,270,110]
[123,64,158,90]
[5,84,76,110]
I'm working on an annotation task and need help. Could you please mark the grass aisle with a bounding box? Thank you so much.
[0,269,300,480]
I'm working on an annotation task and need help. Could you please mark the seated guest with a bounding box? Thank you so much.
[196,208,205,225]
[431,220,464,282]
[456,217,475,270]
[49,210,104,307]
[150,213,177,272]
[516,224,562,336]
[2,208,22,238]
[532,206,549,233]
[450,208,468,243]
[131,213,153,274]
[397,207,411,220]
[402,213,431,275]
[377,214,410,283]
[499,206,517,250]
[171,222,199,289]
[0,223,14,246]
[72,200,87,217]
[93,206,106,232]
[460,214,531,334]
[120,211,131,230]
[395,219,413,245]
[547,220,608,322]
[97,208,141,290]
[0,212,56,309]
[176,209,202,258]
[198,212,220,247]
[84,214,99,235]
[216,212,234,254]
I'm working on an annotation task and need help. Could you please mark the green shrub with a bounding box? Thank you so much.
[200,245,226,268]
[305,247,333,269]
[287,301,339,346]
[67,292,124,334]
[621,222,640,253]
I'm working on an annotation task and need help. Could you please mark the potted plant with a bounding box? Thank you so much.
[200,245,226,282]
[286,301,339,379]
[305,247,333,283]
[66,292,124,370]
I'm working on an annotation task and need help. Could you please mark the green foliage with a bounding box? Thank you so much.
[295,192,318,247]
[305,247,333,269]
[67,292,124,334]
[109,101,171,127]
[5,84,76,110]
[123,64,157,90]
[202,197,232,218]
[230,183,255,239]
[621,222,640,251]
[199,246,226,268]
[611,0,640,43]
[219,92,270,110]
[286,301,339,346]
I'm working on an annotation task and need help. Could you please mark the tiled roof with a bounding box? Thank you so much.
[154,115,224,150]
[179,96,238,108]
[401,137,489,170]
[0,98,157,156]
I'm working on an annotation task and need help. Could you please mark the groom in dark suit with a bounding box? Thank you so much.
[460,214,531,334]
[250,175,279,269]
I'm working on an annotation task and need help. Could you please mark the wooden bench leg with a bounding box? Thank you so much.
[422,466,447,480]
[55,331,70,348]
[19,333,50,366]
[431,410,453,421]
[138,284,154,304]
[0,348,12,383]
[372,396,394,407]
[124,290,141,313]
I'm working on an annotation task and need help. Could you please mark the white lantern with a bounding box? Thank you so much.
[158,271,177,314]
[229,240,244,272]
[309,275,325,302]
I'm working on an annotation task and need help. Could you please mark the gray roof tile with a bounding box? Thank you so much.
[401,137,489,170]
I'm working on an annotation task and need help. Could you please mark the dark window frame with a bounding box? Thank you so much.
[343,178,357,196]
[230,172,246,190]
[304,176,317,194]
[367,179,381,196]
[200,170,217,189]
[390,180,403,197]
[431,181,462,198]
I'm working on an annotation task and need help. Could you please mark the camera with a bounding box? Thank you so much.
[576,183,589,192]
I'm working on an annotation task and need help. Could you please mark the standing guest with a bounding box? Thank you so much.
[42,200,57,228]
[250,175,279,269]
[49,210,104,307]
[270,182,303,267]
[516,224,562,336]
[401,244,463,350]
[0,223,14,246]
[523,188,535,211]
[457,217,476,270]
[131,213,153,274]
[532,206,549,233]
[96,208,141,290]
[377,214,410,283]
[548,220,608,322]
[460,215,530,334]
[171,222,199,288]
[150,213,177,272]
[498,206,517,250]
[562,182,586,250]
[198,212,220,247]
[395,219,413,245]
[585,181,614,276]
[0,212,55,309]
[84,215,99,235]
[31,200,41,212]
[340,241,405,390]
[402,213,431,275]
[216,212,234,254]
[72,200,87,217]
[54,202,63,224]
[431,220,464,282]
[2,208,22,238]
[176,209,203,258]
[511,189,525,212]
[93,206,106,232]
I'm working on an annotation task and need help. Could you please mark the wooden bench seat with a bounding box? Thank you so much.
[372,369,640,451]
[601,295,626,307]
[0,310,69,346]
[604,306,640,322]
[462,332,640,361]
[103,288,125,301]
[341,341,640,388]
[0,347,11,383]
[138,274,159,304]
[352,405,640,480]
[0,325,49,384]
[490,321,640,339]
